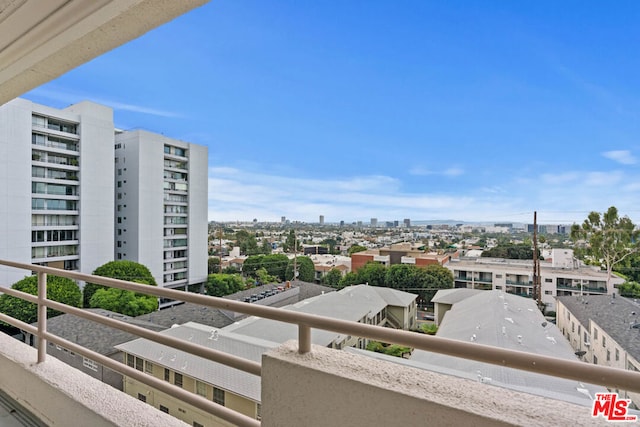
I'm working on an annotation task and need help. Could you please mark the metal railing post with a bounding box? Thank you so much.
[298,324,311,354]
[37,271,47,363]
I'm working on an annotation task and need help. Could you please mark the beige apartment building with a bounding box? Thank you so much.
[446,249,623,311]
[556,295,640,408]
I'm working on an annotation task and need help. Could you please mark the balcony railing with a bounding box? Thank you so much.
[0,258,639,427]
[556,284,607,293]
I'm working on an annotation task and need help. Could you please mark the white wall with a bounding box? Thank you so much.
[0,98,32,285]
[63,101,115,274]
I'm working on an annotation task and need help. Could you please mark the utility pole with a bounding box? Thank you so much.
[532,211,542,310]
[219,227,223,273]
[293,230,297,282]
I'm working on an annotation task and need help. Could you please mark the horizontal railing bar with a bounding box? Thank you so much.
[1,259,640,394]
[0,286,262,376]
[40,332,260,427]
[0,312,38,335]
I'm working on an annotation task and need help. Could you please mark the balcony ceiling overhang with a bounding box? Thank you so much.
[0,0,208,105]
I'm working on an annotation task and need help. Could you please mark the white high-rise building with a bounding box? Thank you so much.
[0,98,115,284]
[114,130,207,300]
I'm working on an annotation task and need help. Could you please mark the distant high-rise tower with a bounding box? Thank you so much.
[0,98,115,284]
[404,218,411,228]
[114,130,207,299]
[371,218,378,228]
[281,216,286,223]
[319,215,324,225]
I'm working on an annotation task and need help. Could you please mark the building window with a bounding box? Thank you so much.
[174,372,183,388]
[615,348,620,361]
[545,278,553,283]
[83,357,98,371]
[213,387,225,406]
[164,368,170,382]
[593,328,598,340]
[159,405,169,414]
[593,356,598,365]
[602,336,606,347]
[256,403,262,421]
[135,357,143,371]
[544,290,552,295]
[126,354,134,367]
[145,361,153,375]
[571,322,575,332]
[607,350,610,361]
[196,380,206,397]
[138,393,146,402]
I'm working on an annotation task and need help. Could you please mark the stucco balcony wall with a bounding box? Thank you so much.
[261,341,609,427]
[0,332,187,427]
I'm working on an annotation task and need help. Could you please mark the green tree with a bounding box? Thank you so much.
[482,244,540,260]
[242,255,264,278]
[571,206,640,292]
[320,238,339,254]
[617,281,640,298]
[286,256,315,282]
[0,275,81,324]
[338,272,360,288]
[260,239,273,254]
[254,268,278,285]
[384,264,417,290]
[262,254,289,281]
[205,274,246,297]
[208,257,220,274]
[418,264,454,304]
[348,245,368,256]
[322,268,343,288]
[356,262,386,287]
[283,230,297,253]
[84,260,156,307]
[89,288,158,316]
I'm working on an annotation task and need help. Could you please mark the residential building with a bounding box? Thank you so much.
[25,308,165,390]
[445,249,623,311]
[409,289,607,406]
[114,130,208,301]
[556,295,640,408]
[115,284,416,426]
[0,98,115,284]
[223,284,417,347]
[351,242,456,272]
[116,322,273,426]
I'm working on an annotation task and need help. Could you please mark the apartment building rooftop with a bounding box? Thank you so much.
[224,285,416,346]
[116,322,276,402]
[133,281,334,328]
[32,308,165,356]
[452,256,608,277]
[557,295,640,362]
[412,289,607,405]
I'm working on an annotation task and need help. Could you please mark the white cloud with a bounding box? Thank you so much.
[409,165,464,177]
[602,150,636,165]
[26,88,182,118]
[206,164,640,225]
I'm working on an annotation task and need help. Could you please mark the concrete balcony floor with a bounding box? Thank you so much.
[0,391,44,427]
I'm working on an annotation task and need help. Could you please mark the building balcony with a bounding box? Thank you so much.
[0,259,638,427]
[556,284,607,293]
[505,280,532,286]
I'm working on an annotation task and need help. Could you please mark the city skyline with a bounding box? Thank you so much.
[19,1,640,224]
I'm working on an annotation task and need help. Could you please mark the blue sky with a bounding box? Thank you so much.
[23,1,640,224]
